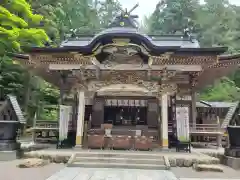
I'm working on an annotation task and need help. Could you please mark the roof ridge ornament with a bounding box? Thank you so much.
[183,27,194,43]
[108,3,139,29]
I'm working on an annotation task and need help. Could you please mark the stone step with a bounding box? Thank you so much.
[74,156,165,165]
[75,151,164,159]
[68,161,167,170]
[193,164,224,172]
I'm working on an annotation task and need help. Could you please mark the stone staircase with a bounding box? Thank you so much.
[8,95,26,123]
[221,101,239,129]
[67,151,169,170]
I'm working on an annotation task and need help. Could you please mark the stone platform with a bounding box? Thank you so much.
[23,148,220,168]
[0,140,20,151]
[68,150,168,170]
[222,155,240,170]
[0,151,17,161]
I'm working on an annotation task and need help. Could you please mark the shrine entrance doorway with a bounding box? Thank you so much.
[103,99,148,126]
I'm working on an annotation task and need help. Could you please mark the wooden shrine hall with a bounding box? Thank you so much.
[14,8,240,150]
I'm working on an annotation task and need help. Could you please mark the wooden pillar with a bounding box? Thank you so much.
[31,113,37,144]
[91,97,104,127]
[191,91,197,128]
[161,93,169,148]
[170,94,177,140]
[57,72,65,147]
[72,92,78,132]
[217,116,222,148]
[147,98,159,128]
[75,90,85,148]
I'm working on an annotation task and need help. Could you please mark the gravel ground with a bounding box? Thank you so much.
[172,166,240,179]
[0,160,65,180]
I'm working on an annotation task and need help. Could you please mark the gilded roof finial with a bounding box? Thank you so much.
[108,3,139,28]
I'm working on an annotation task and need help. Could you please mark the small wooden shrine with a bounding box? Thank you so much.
[14,6,240,150]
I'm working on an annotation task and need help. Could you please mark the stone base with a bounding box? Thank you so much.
[224,147,240,157]
[17,158,49,168]
[0,140,20,151]
[222,155,240,170]
[0,151,17,161]
[193,164,223,172]
[74,145,83,150]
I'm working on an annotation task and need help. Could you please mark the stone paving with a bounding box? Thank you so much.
[46,167,179,180]
[0,159,64,180]
[180,179,240,180]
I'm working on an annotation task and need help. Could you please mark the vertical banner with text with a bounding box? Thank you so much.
[176,106,190,142]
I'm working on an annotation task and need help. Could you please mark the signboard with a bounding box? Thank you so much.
[176,106,190,142]
[104,99,147,107]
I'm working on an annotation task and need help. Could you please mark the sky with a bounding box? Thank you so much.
[118,0,240,20]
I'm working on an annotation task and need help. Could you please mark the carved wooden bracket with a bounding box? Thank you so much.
[157,83,178,97]
[150,68,177,82]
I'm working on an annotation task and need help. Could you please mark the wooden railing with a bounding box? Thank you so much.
[189,124,223,133]
[168,123,224,134]
[32,121,224,134]
[35,120,58,129]
[32,120,73,131]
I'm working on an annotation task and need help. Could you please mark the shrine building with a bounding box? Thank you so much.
[14,9,240,150]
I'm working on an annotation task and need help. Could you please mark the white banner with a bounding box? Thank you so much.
[59,105,72,141]
[176,106,190,142]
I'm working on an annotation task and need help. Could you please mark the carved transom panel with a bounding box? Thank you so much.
[87,80,158,92]
[102,54,144,67]
[101,70,147,83]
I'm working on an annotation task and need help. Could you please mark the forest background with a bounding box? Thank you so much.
[1,0,240,123]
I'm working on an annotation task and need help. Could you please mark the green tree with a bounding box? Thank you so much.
[0,0,49,55]
[144,0,240,101]
[0,0,52,122]
[145,0,200,34]
[199,78,240,101]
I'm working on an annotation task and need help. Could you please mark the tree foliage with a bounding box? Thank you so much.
[1,0,122,122]
[2,0,240,125]
[0,0,49,54]
[144,0,240,101]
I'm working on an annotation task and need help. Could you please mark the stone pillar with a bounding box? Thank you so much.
[75,90,85,148]
[161,93,169,148]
